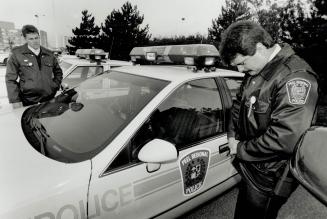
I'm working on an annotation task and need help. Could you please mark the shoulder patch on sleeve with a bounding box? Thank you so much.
[286,78,311,105]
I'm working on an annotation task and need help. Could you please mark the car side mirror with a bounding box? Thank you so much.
[138,139,178,173]
[290,126,327,206]
[60,83,69,91]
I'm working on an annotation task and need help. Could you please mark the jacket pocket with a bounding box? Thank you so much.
[254,160,288,177]
[246,160,288,192]
[238,161,276,193]
[253,99,271,129]
[40,76,56,96]
[44,62,54,75]
[253,100,270,113]
[44,62,54,68]
[20,78,35,94]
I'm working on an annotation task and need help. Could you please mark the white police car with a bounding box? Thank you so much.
[0,51,9,65]
[59,48,132,88]
[0,44,243,219]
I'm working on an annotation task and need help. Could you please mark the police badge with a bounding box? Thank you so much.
[179,149,210,196]
[286,78,311,105]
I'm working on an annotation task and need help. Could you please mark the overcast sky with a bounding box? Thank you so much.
[0,0,225,47]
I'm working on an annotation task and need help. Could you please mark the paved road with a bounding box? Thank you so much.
[181,185,327,219]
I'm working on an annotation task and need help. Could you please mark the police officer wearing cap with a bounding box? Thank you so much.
[219,21,319,219]
[6,24,63,107]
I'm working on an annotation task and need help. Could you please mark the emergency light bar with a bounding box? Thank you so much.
[129,44,220,70]
[75,49,108,60]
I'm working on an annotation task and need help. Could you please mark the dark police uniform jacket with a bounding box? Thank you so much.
[5,44,63,104]
[228,44,319,194]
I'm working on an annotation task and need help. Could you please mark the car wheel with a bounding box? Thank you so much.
[4,58,7,65]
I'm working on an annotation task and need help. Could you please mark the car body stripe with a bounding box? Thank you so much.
[209,151,230,168]
[152,173,240,218]
[134,169,180,199]
[133,152,232,200]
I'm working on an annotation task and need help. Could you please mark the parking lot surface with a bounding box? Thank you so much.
[182,186,327,218]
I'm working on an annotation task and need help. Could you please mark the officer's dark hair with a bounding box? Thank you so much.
[21,25,39,37]
[219,20,274,65]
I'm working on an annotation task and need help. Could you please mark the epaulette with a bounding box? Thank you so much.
[284,55,315,76]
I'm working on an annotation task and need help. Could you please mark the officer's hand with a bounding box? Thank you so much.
[12,102,23,109]
[228,137,240,155]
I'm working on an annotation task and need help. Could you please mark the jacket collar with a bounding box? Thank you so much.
[21,43,52,56]
[28,45,40,55]
[21,44,33,54]
[259,43,295,81]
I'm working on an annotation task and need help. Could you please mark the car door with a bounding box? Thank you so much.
[87,78,236,219]
[161,78,237,211]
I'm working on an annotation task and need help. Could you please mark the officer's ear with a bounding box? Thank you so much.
[255,42,266,52]
[255,43,268,57]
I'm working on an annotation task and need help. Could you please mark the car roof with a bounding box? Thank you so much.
[112,65,244,82]
[60,56,132,66]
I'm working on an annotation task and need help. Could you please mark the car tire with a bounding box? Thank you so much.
[4,58,7,65]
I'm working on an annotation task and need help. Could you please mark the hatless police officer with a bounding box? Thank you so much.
[219,21,319,219]
[6,24,63,107]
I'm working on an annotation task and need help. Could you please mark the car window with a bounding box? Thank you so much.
[108,78,224,171]
[59,61,73,72]
[21,71,169,163]
[65,66,104,79]
[63,66,104,87]
[65,66,87,79]
[62,66,88,87]
[87,66,103,78]
[223,77,242,100]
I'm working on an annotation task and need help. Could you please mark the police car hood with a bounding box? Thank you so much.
[0,106,91,217]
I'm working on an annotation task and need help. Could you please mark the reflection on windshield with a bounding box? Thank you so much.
[21,71,169,163]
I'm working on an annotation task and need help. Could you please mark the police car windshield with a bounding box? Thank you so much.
[21,71,169,163]
[59,61,73,72]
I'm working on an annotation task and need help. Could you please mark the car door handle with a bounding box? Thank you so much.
[219,144,230,155]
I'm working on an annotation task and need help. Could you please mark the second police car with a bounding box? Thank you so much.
[0,51,9,65]
[0,44,244,218]
[0,49,132,106]
[59,48,133,88]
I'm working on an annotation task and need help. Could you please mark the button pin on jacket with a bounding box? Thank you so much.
[247,96,257,118]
